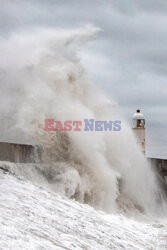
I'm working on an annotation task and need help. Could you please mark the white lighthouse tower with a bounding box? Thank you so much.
[132,109,145,153]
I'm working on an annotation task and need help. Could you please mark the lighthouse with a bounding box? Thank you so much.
[132,109,145,153]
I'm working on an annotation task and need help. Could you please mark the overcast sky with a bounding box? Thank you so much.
[1,0,167,158]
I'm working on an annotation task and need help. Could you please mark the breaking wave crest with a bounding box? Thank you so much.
[0,25,166,216]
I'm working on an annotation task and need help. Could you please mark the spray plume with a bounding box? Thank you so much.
[0,25,166,216]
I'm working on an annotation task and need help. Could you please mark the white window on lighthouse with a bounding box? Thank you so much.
[137,119,145,128]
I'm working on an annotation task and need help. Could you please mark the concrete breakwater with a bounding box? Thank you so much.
[0,142,42,163]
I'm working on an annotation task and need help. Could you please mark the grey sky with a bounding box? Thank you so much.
[0,0,167,158]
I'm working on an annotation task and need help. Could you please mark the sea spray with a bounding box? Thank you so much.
[0,25,166,215]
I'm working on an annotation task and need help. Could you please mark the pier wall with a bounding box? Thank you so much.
[149,157,167,183]
[0,142,42,163]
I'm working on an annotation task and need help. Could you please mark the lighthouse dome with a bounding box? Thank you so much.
[133,110,144,120]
